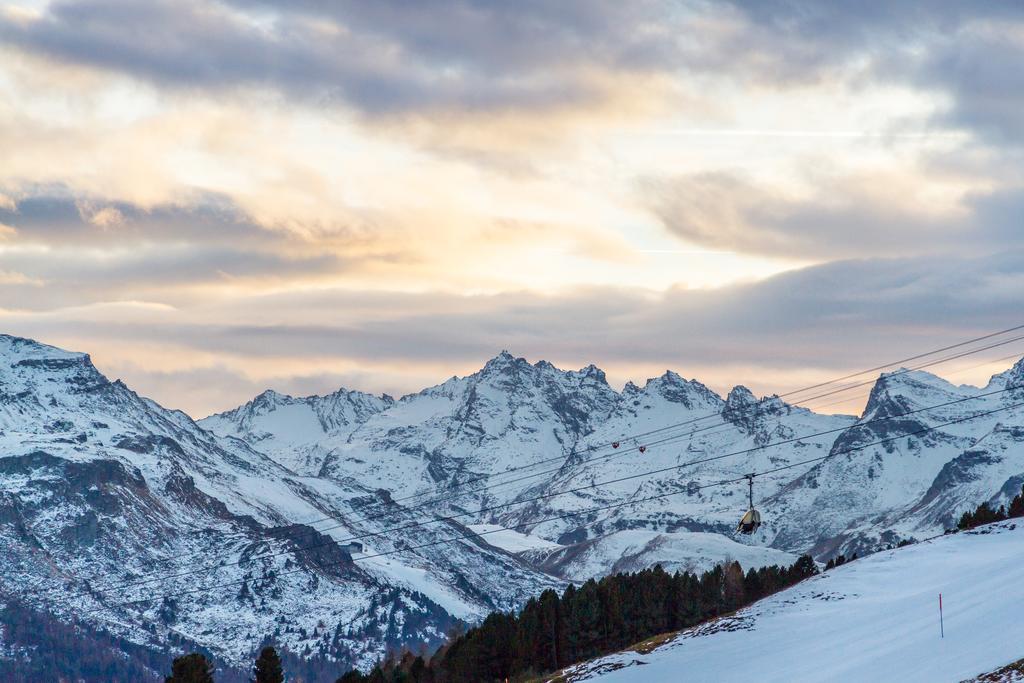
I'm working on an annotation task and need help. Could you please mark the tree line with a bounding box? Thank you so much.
[956,484,1024,531]
[335,554,819,683]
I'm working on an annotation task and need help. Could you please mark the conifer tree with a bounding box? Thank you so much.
[408,655,428,683]
[253,646,284,683]
[788,555,819,581]
[1008,485,1024,519]
[164,653,215,683]
[723,561,746,611]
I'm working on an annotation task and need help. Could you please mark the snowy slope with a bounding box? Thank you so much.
[564,521,1024,683]
[529,529,796,583]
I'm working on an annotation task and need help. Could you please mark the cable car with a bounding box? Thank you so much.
[612,441,620,449]
[736,474,762,534]
[638,446,647,453]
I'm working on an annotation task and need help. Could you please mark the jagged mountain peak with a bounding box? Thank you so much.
[213,383,395,422]
[862,367,968,418]
[577,363,607,383]
[253,387,289,403]
[389,355,617,412]
[725,384,757,406]
[477,350,598,380]
[481,349,525,372]
[720,385,793,433]
[200,379,396,478]
[642,370,723,407]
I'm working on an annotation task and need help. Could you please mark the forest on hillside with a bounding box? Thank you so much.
[337,555,819,683]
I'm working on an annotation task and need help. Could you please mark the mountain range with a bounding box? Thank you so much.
[1,334,1022,679]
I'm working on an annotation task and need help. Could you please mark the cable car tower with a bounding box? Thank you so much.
[736,473,762,534]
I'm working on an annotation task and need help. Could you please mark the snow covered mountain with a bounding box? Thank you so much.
[3,333,1024,679]
[203,388,393,475]
[204,356,856,570]
[205,348,1024,579]
[761,362,1024,558]
[560,520,1024,683]
[0,335,561,674]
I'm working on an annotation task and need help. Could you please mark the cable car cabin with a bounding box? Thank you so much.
[736,473,761,534]
[736,507,761,534]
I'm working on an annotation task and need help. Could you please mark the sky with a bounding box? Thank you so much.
[1,1,1023,417]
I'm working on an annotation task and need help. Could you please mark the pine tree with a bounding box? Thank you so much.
[722,561,746,611]
[165,653,215,683]
[957,508,975,530]
[253,646,284,683]
[409,655,428,683]
[1008,485,1024,519]
[788,555,819,581]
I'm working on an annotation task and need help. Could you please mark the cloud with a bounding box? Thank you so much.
[77,201,125,229]
[642,170,1024,259]
[0,0,681,116]
[723,3,1024,147]
[3,0,1023,153]
[721,1,1024,73]
[909,24,1024,145]
[0,269,43,286]
[2,191,273,246]
[0,191,355,309]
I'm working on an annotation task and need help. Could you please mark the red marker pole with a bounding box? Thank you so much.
[939,593,944,638]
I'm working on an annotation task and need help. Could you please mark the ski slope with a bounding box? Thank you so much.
[533,529,797,582]
[564,521,1024,683]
